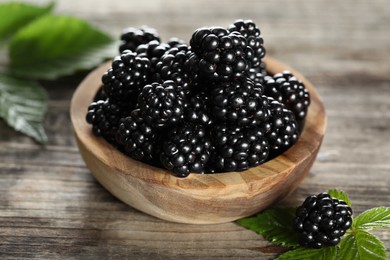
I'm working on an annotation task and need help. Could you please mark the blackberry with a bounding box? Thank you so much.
[184,92,211,126]
[264,97,299,156]
[102,50,151,106]
[264,71,310,120]
[228,19,266,67]
[119,26,160,53]
[86,99,122,144]
[136,40,172,69]
[209,77,269,127]
[154,44,200,96]
[137,80,185,129]
[189,27,255,81]
[116,109,158,162]
[210,125,269,172]
[160,123,211,177]
[294,192,353,248]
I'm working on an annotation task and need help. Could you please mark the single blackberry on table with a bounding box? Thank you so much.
[264,97,299,156]
[154,44,200,96]
[294,192,353,249]
[86,99,123,144]
[210,125,269,172]
[184,92,211,126]
[264,71,310,120]
[138,80,185,129]
[189,27,255,81]
[209,76,269,127]
[228,19,266,68]
[102,50,151,107]
[116,109,158,162]
[160,123,211,177]
[119,26,160,53]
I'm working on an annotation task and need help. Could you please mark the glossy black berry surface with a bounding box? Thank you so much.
[160,123,211,177]
[102,50,151,106]
[190,27,255,81]
[264,71,311,120]
[294,192,353,248]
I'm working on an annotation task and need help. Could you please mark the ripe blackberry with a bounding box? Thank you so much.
[136,40,172,69]
[102,50,151,106]
[154,44,200,96]
[265,97,299,156]
[86,99,122,144]
[189,27,255,81]
[116,109,158,162]
[184,92,211,126]
[138,80,185,129]
[228,19,266,67]
[160,123,211,177]
[210,125,269,172]
[264,71,310,120]
[209,77,269,127]
[119,26,160,53]
[294,192,353,249]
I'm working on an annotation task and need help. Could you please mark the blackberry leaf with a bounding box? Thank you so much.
[9,15,117,80]
[236,208,300,248]
[338,230,387,260]
[353,207,390,230]
[328,188,352,207]
[0,73,47,143]
[276,246,337,260]
[0,1,54,44]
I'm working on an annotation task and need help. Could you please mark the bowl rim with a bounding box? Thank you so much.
[70,56,327,190]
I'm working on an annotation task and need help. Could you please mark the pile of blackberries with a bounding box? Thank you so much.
[86,19,311,178]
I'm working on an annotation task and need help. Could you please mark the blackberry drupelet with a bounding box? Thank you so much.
[247,61,267,85]
[228,19,266,68]
[154,44,200,96]
[160,123,211,177]
[116,109,158,162]
[264,71,310,120]
[119,26,160,53]
[209,77,269,127]
[102,50,151,107]
[86,99,122,144]
[138,80,185,129]
[184,92,211,126]
[189,27,255,81]
[265,97,299,156]
[294,192,353,249]
[210,125,269,172]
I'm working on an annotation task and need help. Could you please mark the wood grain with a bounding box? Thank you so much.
[1,0,389,258]
[70,57,326,224]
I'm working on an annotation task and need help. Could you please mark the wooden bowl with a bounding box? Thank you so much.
[70,56,326,224]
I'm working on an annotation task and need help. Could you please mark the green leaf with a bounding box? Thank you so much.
[353,207,390,230]
[237,208,300,248]
[0,73,47,143]
[9,15,117,80]
[276,246,337,260]
[338,230,387,260]
[0,1,54,44]
[328,188,351,207]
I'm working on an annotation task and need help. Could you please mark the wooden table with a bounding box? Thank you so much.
[1,0,389,259]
